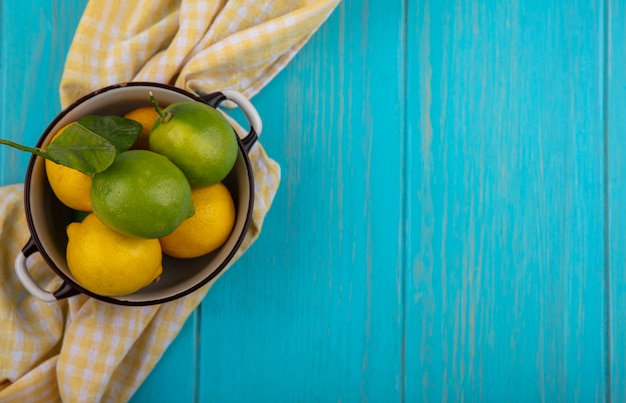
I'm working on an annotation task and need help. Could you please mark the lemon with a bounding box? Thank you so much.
[90,149,194,238]
[124,106,159,150]
[45,123,92,211]
[149,101,238,187]
[66,213,162,296]
[160,183,236,258]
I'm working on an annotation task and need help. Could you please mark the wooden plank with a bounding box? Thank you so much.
[405,0,608,401]
[608,0,626,401]
[0,0,86,185]
[195,1,406,401]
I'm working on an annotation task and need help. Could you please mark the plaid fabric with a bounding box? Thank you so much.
[0,0,339,401]
[60,0,340,105]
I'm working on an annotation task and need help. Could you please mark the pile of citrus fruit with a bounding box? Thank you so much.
[45,97,239,297]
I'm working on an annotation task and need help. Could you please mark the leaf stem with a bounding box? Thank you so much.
[149,91,173,124]
[0,139,50,161]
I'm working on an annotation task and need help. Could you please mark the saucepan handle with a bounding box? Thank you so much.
[14,237,79,302]
[200,90,262,152]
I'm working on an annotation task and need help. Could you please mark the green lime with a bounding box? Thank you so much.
[149,101,238,187]
[90,150,194,238]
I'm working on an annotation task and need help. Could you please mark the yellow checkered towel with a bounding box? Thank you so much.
[0,0,339,401]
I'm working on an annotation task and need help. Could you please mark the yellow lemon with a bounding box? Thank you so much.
[66,213,163,297]
[124,106,160,150]
[160,183,236,258]
[45,124,92,211]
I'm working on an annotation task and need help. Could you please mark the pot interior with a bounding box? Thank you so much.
[26,83,253,304]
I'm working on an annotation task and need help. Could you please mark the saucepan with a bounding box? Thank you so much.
[14,82,260,305]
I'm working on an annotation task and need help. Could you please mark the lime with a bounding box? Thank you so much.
[149,101,238,187]
[90,149,194,238]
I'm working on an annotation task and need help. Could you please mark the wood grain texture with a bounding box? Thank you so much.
[0,0,87,185]
[406,0,608,401]
[194,1,405,401]
[2,0,623,402]
[608,0,626,401]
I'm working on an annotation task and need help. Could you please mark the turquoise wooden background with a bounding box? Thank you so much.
[2,0,625,401]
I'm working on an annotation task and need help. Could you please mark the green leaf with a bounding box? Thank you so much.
[77,115,143,153]
[44,123,116,175]
[1,115,140,175]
